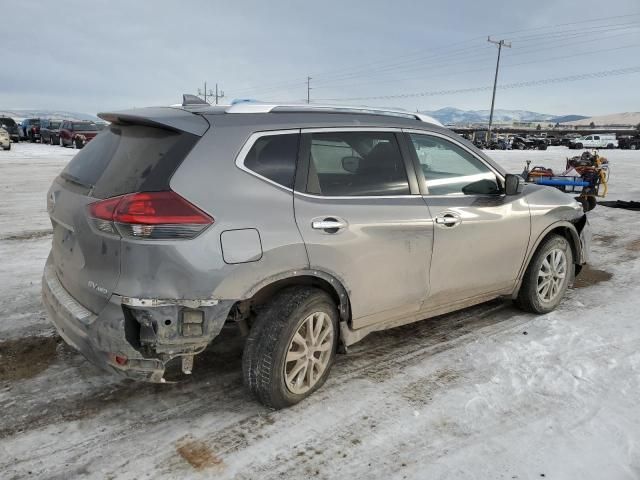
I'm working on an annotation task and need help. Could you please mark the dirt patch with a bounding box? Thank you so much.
[1,229,53,241]
[401,368,464,406]
[176,438,223,470]
[625,239,640,251]
[0,335,60,382]
[592,233,619,245]
[573,265,613,288]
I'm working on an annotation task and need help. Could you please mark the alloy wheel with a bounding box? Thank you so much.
[537,248,567,302]
[284,311,334,395]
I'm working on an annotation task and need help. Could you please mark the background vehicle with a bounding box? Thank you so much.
[512,136,535,150]
[530,136,548,150]
[569,134,617,149]
[0,128,10,150]
[20,118,41,142]
[58,121,99,148]
[546,135,561,146]
[40,119,62,145]
[560,133,581,147]
[618,134,640,150]
[0,117,20,142]
[43,102,589,409]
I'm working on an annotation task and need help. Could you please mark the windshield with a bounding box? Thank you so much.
[49,121,61,128]
[72,123,98,131]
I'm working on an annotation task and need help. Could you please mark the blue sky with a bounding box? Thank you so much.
[2,0,639,116]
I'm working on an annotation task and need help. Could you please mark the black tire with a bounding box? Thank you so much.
[242,287,339,409]
[607,143,614,149]
[516,234,574,314]
[576,143,583,149]
[538,144,547,150]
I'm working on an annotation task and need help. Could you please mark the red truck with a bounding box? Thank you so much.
[59,121,100,148]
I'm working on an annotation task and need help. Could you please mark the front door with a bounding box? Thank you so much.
[293,129,434,329]
[405,131,531,309]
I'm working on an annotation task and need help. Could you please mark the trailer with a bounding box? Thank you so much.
[522,151,609,212]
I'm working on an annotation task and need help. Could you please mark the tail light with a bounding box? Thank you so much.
[88,191,213,239]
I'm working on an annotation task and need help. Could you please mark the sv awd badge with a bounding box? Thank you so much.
[87,281,109,296]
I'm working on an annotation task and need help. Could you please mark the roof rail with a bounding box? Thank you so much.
[224,103,444,127]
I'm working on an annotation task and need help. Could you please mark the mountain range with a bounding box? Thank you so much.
[0,109,99,122]
[421,107,588,125]
[0,107,597,126]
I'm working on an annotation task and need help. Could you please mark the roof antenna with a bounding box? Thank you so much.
[182,94,209,106]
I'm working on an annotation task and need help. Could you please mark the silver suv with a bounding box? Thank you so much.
[42,101,590,408]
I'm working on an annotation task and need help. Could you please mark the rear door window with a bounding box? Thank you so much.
[305,131,410,196]
[243,133,299,189]
[61,124,198,198]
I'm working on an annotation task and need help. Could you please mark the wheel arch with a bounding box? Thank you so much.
[240,269,351,324]
[512,221,582,298]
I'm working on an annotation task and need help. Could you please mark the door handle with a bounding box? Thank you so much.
[311,217,347,233]
[434,213,462,228]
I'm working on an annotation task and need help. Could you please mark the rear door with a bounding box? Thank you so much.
[293,128,433,329]
[48,122,201,313]
[404,131,530,308]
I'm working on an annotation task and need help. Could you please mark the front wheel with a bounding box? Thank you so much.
[242,287,339,409]
[516,234,574,314]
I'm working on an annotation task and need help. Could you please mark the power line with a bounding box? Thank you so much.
[310,28,640,92]
[237,23,640,99]
[228,12,640,98]
[315,66,640,102]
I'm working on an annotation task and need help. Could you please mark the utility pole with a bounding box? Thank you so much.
[214,83,225,105]
[487,36,511,141]
[197,81,224,104]
[197,81,214,104]
[307,76,312,104]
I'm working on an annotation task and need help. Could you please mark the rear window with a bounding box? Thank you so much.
[61,124,198,198]
[0,118,16,127]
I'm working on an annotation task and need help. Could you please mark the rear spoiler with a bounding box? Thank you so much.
[98,107,210,136]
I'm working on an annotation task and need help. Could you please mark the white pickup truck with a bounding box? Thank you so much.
[569,134,617,149]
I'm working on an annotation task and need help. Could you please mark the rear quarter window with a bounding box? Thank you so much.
[61,124,198,198]
[243,133,299,189]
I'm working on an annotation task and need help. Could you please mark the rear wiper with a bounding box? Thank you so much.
[60,172,93,189]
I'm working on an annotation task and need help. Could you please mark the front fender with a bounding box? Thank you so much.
[512,217,588,298]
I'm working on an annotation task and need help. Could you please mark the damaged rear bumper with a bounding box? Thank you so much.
[42,256,234,382]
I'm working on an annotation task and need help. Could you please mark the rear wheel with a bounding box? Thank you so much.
[607,143,614,149]
[576,143,583,149]
[242,287,339,409]
[516,234,573,314]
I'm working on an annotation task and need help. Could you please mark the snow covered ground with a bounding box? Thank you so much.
[1,143,640,480]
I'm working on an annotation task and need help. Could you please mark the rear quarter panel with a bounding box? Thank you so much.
[114,120,309,301]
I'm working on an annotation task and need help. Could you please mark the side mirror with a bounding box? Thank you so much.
[341,156,360,173]
[504,173,524,195]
